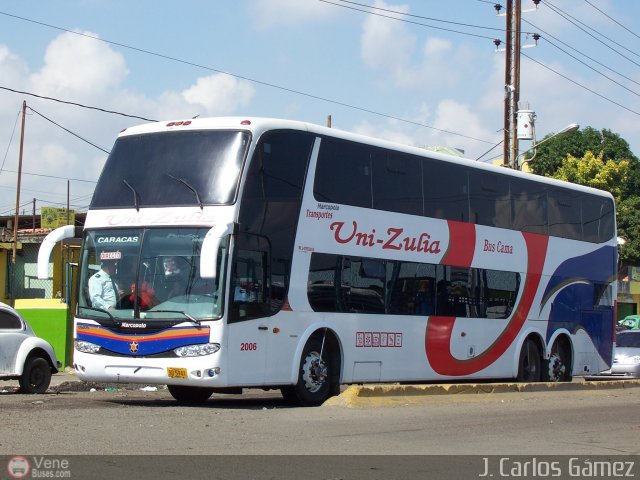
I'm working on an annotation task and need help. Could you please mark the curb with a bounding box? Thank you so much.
[323,379,640,407]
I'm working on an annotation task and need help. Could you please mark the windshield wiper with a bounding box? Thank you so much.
[123,179,141,212]
[80,306,122,327]
[148,310,201,325]
[166,173,203,210]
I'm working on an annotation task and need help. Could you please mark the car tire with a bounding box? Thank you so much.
[19,356,52,394]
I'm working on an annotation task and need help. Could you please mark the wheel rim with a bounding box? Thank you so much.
[29,367,45,388]
[301,350,327,393]
[547,352,566,382]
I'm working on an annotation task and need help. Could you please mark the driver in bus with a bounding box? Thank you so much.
[158,256,189,300]
[88,258,122,310]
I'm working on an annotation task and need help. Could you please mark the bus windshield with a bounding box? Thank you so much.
[78,228,227,322]
[91,130,250,208]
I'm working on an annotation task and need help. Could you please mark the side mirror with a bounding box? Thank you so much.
[200,223,234,279]
[37,225,76,279]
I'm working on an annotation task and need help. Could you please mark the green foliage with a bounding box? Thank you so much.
[551,151,629,204]
[530,126,640,264]
[617,196,640,265]
[529,127,638,197]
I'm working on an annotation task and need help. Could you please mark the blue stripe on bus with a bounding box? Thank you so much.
[543,246,616,361]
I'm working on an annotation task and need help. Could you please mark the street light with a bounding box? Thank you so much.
[518,123,579,170]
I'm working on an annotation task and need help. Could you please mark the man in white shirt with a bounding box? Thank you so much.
[88,259,120,310]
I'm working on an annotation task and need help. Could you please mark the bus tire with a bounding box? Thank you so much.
[283,336,331,407]
[516,338,541,382]
[544,338,573,382]
[168,385,214,404]
[19,356,52,394]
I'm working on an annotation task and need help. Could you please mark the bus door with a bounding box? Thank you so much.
[227,234,271,385]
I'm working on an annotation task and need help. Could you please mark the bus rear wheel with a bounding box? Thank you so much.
[517,338,541,382]
[544,339,572,382]
[168,385,214,404]
[281,337,331,407]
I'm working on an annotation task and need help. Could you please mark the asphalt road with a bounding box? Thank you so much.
[1,381,639,456]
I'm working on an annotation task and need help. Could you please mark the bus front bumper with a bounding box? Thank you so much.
[72,350,225,386]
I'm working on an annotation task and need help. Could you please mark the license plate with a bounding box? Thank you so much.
[166,367,188,379]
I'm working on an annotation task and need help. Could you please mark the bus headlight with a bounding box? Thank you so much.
[75,340,101,354]
[174,343,220,357]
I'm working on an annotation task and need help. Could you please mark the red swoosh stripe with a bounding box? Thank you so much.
[426,231,548,376]
[442,221,476,267]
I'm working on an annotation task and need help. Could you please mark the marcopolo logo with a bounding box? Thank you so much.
[7,456,30,479]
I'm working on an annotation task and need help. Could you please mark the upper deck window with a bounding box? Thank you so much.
[91,130,251,208]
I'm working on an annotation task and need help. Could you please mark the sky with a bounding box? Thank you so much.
[1,0,640,217]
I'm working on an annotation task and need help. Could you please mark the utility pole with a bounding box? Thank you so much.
[11,100,26,306]
[502,0,522,169]
[502,0,513,168]
[511,0,522,170]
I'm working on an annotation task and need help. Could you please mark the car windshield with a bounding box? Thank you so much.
[616,331,640,348]
[77,228,227,322]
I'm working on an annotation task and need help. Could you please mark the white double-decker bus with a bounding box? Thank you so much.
[38,117,617,406]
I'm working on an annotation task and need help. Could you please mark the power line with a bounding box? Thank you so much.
[331,0,640,124]
[521,51,640,116]
[0,85,157,122]
[0,188,94,215]
[475,139,504,162]
[541,36,640,98]
[543,0,640,67]
[0,109,21,173]
[0,10,495,145]
[0,199,42,216]
[523,18,640,90]
[319,0,500,41]
[330,0,513,35]
[28,107,111,154]
[0,169,96,184]
[584,0,640,41]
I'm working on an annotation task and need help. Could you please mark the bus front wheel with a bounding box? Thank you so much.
[516,338,542,382]
[282,337,331,407]
[168,385,214,404]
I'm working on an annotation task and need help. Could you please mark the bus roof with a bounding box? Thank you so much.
[117,116,614,201]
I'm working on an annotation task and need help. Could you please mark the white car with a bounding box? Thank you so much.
[611,329,640,377]
[0,302,60,393]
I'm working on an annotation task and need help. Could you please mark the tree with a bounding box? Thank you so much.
[529,127,638,197]
[526,126,640,264]
[549,150,640,265]
[551,151,629,205]
[617,196,640,265]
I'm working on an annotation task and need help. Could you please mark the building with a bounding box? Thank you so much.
[0,213,84,367]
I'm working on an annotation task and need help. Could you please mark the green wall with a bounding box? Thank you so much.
[15,300,70,368]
